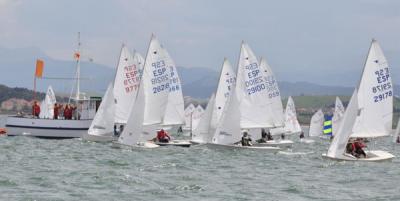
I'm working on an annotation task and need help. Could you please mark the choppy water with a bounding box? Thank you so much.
[1,116,400,201]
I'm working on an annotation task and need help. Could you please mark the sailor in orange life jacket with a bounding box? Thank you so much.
[156,129,171,143]
[32,101,40,118]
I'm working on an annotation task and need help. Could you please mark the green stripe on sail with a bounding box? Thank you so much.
[323,128,332,134]
[324,121,332,126]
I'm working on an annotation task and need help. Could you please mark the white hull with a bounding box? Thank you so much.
[6,116,92,138]
[322,150,395,162]
[155,140,191,147]
[206,143,280,152]
[254,140,294,148]
[82,133,115,142]
[111,141,160,149]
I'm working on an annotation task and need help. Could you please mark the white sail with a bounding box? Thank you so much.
[184,104,196,128]
[332,96,345,136]
[327,89,359,158]
[308,109,324,137]
[87,83,115,137]
[113,45,142,124]
[259,57,284,127]
[39,86,56,119]
[134,51,145,77]
[210,59,236,132]
[236,42,273,128]
[142,35,171,126]
[351,39,393,138]
[162,49,185,126]
[192,94,216,143]
[283,96,302,133]
[212,87,242,145]
[191,105,205,130]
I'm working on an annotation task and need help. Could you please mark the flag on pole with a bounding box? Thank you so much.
[35,59,44,78]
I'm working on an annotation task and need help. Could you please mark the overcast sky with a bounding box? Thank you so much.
[1,0,400,86]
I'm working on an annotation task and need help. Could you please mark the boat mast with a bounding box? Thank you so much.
[75,32,81,100]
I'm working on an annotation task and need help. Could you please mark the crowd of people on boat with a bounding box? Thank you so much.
[31,101,77,120]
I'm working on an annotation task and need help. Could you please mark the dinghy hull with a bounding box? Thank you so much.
[206,143,280,152]
[254,140,294,148]
[155,140,191,147]
[322,150,395,162]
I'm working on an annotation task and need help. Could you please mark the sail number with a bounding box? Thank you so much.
[151,60,170,94]
[372,67,392,103]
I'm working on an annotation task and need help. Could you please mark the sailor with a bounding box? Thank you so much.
[257,128,268,143]
[349,138,367,158]
[32,101,40,118]
[299,131,305,139]
[241,131,252,146]
[119,125,124,134]
[281,133,285,140]
[397,136,400,144]
[177,126,183,135]
[353,138,367,158]
[113,125,118,136]
[156,129,171,143]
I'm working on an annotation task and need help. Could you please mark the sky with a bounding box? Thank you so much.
[1,0,400,86]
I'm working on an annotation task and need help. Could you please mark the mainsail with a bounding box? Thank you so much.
[259,57,284,127]
[113,45,142,124]
[236,42,273,128]
[308,109,324,137]
[283,96,302,133]
[351,39,393,138]
[162,49,185,126]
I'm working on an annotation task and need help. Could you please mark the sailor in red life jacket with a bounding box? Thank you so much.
[351,138,367,158]
[64,105,71,120]
[53,103,62,119]
[156,129,171,143]
[32,101,40,118]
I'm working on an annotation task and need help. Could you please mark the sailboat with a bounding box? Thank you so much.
[83,83,116,142]
[308,109,324,137]
[6,33,97,138]
[210,82,279,152]
[232,51,292,148]
[332,96,345,136]
[191,58,237,144]
[323,39,395,161]
[39,86,57,119]
[115,34,190,148]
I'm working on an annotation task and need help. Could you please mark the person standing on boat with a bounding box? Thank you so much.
[241,132,252,146]
[267,131,273,141]
[53,103,62,119]
[64,105,71,120]
[32,101,40,118]
[156,129,171,143]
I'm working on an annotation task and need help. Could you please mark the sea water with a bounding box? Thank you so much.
[0,116,400,201]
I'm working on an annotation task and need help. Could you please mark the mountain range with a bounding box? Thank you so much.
[1,46,397,99]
